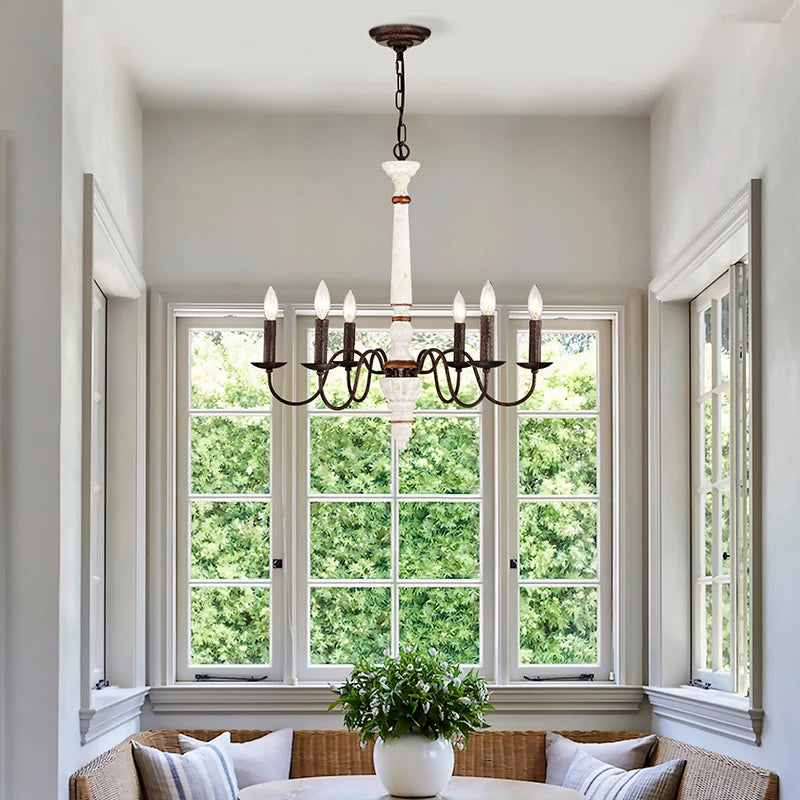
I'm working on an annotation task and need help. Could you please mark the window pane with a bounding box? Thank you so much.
[704,583,713,669]
[720,391,730,478]
[309,416,391,494]
[309,502,391,579]
[519,418,597,495]
[309,587,391,665]
[399,417,480,495]
[398,501,480,579]
[190,586,270,665]
[414,330,481,409]
[311,329,391,410]
[191,501,270,579]
[399,586,480,665]
[703,492,712,576]
[191,416,270,494]
[701,401,712,485]
[519,501,597,580]
[519,586,597,665]
[721,486,731,576]
[720,294,730,384]
[703,306,712,393]
[191,329,271,409]
[518,331,597,412]
[722,582,732,671]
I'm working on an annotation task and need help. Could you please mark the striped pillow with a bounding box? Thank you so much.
[133,733,239,800]
[562,751,686,800]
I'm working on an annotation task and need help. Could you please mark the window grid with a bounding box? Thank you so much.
[302,324,484,676]
[691,272,739,691]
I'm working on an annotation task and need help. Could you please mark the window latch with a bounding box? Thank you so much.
[93,679,109,691]
[272,559,283,569]
[691,678,711,690]
[523,673,594,682]
[722,551,730,561]
[509,559,518,569]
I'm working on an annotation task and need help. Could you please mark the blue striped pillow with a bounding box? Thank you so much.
[562,751,686,800]
[133,732,239,800]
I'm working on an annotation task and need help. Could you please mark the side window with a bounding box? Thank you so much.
[690,265,751,693]
[89,282,107,687]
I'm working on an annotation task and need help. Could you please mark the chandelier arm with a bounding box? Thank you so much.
[481,370,539,408]
[266,371,325,407]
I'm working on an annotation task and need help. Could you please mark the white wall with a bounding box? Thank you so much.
[144,111,651,301]
[0,2,64,797]
[650,8,800,794]
[0,1,142,797]
[58,1,143,794]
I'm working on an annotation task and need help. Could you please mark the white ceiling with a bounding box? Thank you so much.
[75,0,794,114]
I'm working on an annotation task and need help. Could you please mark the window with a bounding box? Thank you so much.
[175,318,282,680]
[172,306,619,687]
[510,318,613,680]
[88,281,107,688]
[297,317,489,681]
[690,265,751,693]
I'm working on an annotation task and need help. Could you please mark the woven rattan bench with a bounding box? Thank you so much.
[69,729,779,800]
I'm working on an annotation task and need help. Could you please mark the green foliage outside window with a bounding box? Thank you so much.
[187,325,604,670]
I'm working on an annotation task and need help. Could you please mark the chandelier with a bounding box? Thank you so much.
[253,24,552,450]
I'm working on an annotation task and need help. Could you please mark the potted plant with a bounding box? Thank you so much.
[329,647,493,797]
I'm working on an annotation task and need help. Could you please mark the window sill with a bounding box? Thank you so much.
[79,686,149,745]
[645,686,763,745]
[148,683,644,715]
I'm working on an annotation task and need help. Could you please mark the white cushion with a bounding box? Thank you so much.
[179,728,293,789]
[562,751,686,800]
[133,732,238,800]
[545,732,657,785]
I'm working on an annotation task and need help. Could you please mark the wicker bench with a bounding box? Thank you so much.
[69,729,779,800]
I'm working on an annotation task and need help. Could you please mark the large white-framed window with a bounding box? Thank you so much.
[164,303,626,693]
[690,266,751,694]
[507,317,613,681]
[295,313,493,683]
[175,316,284,681]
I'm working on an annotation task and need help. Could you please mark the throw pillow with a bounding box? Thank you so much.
[132,733,238,800]
[562,751,686,800]
[180,728,293,788]
[545,732,657,785]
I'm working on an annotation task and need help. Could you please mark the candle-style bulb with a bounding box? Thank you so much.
[343,290,357,324]
[314,280,330,320]
[527,284,543,320]
[479,281,496,316]
[452,291,466,324]
[263,286,279,321]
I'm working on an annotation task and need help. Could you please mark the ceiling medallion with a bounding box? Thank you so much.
[253,24,552,449]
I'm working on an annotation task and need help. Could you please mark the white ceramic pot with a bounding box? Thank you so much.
[373,734,455,797]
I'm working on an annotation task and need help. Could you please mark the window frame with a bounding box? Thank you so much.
[174,315,286,682]
[505,316,615,682]
[157,299,638,698]
[293,311,495,683]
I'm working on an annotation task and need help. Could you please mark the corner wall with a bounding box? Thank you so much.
[650,7,800,794]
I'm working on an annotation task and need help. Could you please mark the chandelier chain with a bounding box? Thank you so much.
[393,47,410,160]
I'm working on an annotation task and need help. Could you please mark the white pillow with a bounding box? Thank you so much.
[179,729,293,789]
[562,751,686,800]
[133,732,238,800]
[545,731,657,785]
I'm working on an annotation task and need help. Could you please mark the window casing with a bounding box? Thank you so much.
[173,306,617,685]
[690,265,752,694]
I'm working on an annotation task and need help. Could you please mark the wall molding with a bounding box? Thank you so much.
[79,687,149,745]
[646,687,763,745]
[148,684,644,715]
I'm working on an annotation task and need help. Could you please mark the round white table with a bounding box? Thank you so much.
[238,775,584,800]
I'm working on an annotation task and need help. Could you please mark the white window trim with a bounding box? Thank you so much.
[148,294,643,715]
[80,175,148,744]
[646,179,763,744]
